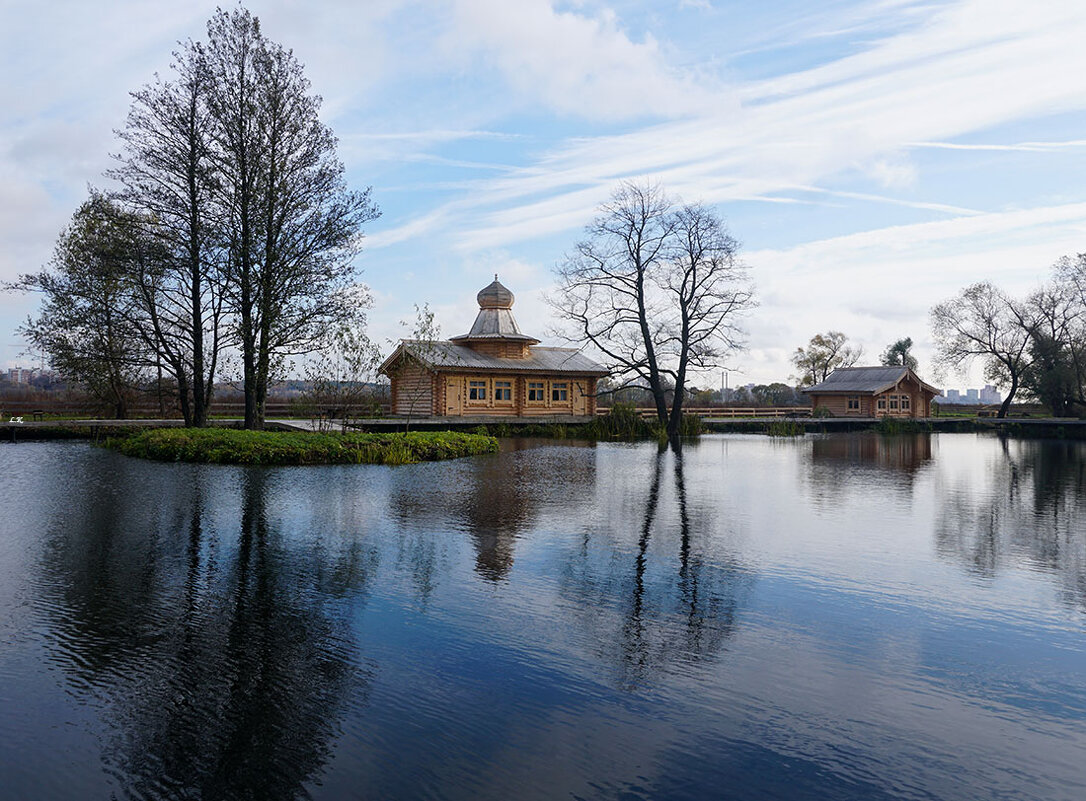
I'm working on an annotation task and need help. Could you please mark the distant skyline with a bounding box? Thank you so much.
[3,0,1085,386]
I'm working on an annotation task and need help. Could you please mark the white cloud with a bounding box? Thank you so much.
[443,0,722,120]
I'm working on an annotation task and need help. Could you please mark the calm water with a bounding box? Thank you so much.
[0,433,1084,800]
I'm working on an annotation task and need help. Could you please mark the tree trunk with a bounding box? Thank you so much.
[998,376,1017,418]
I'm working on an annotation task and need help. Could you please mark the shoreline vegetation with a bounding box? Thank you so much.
[108,428,499,466]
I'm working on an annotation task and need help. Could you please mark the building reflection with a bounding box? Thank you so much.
[33,460,374,800]
[804,432,934,503]
[935,437,1086,608]
[387,441,596,584]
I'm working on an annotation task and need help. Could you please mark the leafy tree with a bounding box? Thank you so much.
[1019,281,1082,416]
[880,337,918,370]
[790,331,862,386]
[11,194,150,418]
[551,181,754,441]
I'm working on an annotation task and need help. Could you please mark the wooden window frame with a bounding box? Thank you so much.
[494,379,513,405]
[900,394,911,411]
[467,378,489,405]
[847,395,860,411]
[877,397,887,411]
[888,395,899,410]
[551,382,569,403]
[527,380,546,404]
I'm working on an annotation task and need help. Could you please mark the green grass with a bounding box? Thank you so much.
[109,427,499,466]
[767,420,806,437]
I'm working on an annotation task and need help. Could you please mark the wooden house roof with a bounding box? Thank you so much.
[380,340,608,376]
[801,366,940,395]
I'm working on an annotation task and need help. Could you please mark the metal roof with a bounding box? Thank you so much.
[801,366,940,395]
[380,340,608,376]
[450,307,539,342]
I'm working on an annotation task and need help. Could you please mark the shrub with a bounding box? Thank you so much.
[109,427,499,466]
[767,420,805,437]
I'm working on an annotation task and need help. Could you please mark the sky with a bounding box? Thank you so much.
[2,0,1086,390]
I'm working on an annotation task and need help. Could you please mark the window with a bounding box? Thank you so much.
[468,380,487,401]
[495,380,512,401]
[877,397,887,411]
[901,395,911,411]
[889,395,899,410]
[527,381,545,402]
[551,382,568,402]
[847,396,860,410]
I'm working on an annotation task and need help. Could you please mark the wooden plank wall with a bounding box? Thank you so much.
[392,363,435,416]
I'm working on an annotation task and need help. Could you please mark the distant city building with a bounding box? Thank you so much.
[7,367,35,384]
[939,385,1002,405]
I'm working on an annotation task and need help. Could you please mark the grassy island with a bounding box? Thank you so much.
[110,428,499,466]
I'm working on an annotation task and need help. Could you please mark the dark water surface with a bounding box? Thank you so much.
[1,433,1084,800]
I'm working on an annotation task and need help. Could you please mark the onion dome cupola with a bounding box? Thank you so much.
[450,275,540,353]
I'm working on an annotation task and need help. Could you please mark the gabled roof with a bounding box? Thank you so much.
[380,340,608,376]
[801,366,940,395]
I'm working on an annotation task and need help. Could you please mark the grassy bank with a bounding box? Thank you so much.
[110,427,499,465]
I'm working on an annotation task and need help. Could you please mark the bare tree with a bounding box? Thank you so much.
[303,314,381,432]
[110,40,225,426]
[930,282,1031,418]
[203,8,378,429]
[552,182,753,440]
[664,202,753,434]
[790,331,863,386]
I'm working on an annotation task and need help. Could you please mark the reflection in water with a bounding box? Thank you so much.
[936,438,1086,607]
[811,432,933,472]
[563,445,754,690]
[3,435,1085,801]
[388,441,596,584]
[804,432,935,505]
[33,462,374,800]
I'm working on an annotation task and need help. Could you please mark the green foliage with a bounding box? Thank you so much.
[581,402,656,440]
[880,337,919,370]
[111,427,498,465]
[875,417,928,435]
[812,405,833,418]
[767,420,805,437]
[791,331,863,386]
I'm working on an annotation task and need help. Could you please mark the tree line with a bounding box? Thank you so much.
[931,255,1086,418]
[6,7,377,429]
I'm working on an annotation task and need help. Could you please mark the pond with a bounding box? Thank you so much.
[0,433,1084,800]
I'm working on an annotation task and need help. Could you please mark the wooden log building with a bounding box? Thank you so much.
[801,366,940,418]
[379,277,608,418]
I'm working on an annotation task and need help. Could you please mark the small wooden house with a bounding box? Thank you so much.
[379,277,607,418]
[801,366,940,418]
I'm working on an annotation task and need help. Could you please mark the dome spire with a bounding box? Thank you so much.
[477,276,515,309]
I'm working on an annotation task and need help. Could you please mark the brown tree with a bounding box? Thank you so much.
[552,182,754,440]
[790,330,863,386]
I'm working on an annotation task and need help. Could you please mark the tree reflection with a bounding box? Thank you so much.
[34,461,375,800]
[936,437,1086,608]
[564,444,754,690]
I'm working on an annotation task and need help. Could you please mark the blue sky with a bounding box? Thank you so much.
[3,0,1085,388]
